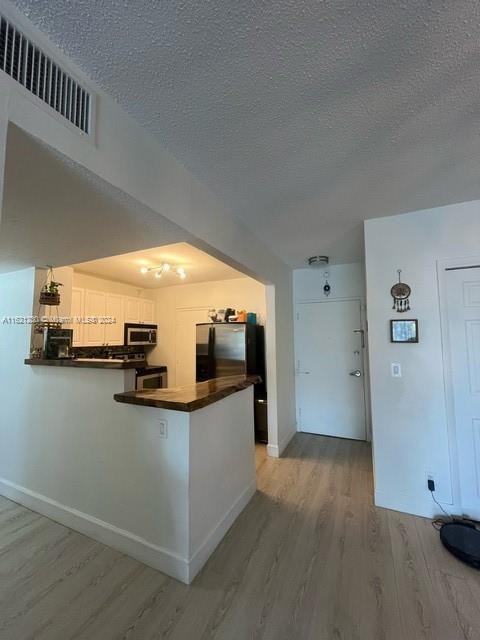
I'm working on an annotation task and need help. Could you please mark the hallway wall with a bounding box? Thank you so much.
[365,199,480,517]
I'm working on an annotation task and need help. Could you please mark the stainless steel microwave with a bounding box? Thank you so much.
[124,323,157,346]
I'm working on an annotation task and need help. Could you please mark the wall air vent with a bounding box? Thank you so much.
[0,14,91,134]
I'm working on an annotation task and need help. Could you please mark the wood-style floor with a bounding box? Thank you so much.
[1,433,479,639]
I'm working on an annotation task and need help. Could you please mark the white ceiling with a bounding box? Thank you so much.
[0,125,184,273]
[0,126,249,285]
[72,243,244,289]
[11,1,480,266]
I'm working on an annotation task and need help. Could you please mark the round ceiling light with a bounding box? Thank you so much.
[307,255,329,267]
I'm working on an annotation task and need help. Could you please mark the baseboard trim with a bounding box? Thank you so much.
[374,489,458,520]
[188,479,256,582]
[267,427,296,458]
[0,477,189,583]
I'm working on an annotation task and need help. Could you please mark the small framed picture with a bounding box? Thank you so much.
[390,319,418,343]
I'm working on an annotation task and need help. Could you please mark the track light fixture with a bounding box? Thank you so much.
[139,262,187,279]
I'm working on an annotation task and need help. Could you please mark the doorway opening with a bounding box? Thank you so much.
[50,242,269,444]
[0,124,274,449]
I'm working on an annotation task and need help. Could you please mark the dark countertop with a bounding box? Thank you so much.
[25,358,140,370]
[114,375,261,412]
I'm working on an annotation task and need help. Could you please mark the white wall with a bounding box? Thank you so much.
[149,276,266,384]
[72,271,155,300]
[293,263,371,438]
[294,263,365,302]
[365,199,480,518]
[0,2,296,455]
[0,268,189,561]
[188,386,256,579]
[0,268,256,582]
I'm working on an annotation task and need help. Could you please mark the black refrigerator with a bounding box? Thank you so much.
[196,322,268,442]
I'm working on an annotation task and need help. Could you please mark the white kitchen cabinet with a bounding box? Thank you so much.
[84,289,106,346]
[124,297,140,323]
[69,286,156,346]
[140,299,155,324]
[71,287,84,346]
[105,293,124,345]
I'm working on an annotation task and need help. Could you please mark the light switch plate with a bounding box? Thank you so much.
[158,419,168,438]
[391,363,402,377]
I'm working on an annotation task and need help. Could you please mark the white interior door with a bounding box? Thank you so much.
[296,300,366,440]
[175,308,209,387]
[446,267,480,519]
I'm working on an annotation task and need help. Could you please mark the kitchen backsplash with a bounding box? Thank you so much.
[72,345,147,358]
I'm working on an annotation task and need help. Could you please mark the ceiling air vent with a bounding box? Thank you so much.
[0,14,91,134]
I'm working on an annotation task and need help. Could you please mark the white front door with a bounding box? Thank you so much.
[446,267,480,519]
[296,300,366,440]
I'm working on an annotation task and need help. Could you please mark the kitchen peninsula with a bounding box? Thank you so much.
[114,374,260,410]
[13,361,257,584]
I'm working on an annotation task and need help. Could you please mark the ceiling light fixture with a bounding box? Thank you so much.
[307,255,329,267]
[139,262,187,279]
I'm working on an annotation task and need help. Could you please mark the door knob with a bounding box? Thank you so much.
[349,370,362,377]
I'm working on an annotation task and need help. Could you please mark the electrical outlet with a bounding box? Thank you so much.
[427,473,436,492]
[391,363,402,377]
[158,419,168,439]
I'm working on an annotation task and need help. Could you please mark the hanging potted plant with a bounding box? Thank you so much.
[39,267,63,306]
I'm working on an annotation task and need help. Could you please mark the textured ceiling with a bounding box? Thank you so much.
[11,1,480,266]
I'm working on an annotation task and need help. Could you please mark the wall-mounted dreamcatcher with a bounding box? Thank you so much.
[391,269,411,313]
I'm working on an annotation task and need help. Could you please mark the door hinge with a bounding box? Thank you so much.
[296,312,300,320]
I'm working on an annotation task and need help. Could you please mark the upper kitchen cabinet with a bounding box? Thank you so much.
[67,280,156,346]
[83,290,125,346]
[124,297,140,323]
[140,299,155,324]
[71,287,85,346]
[105,293,125,345]
[125,296,155,324]
[84,289,107,346]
